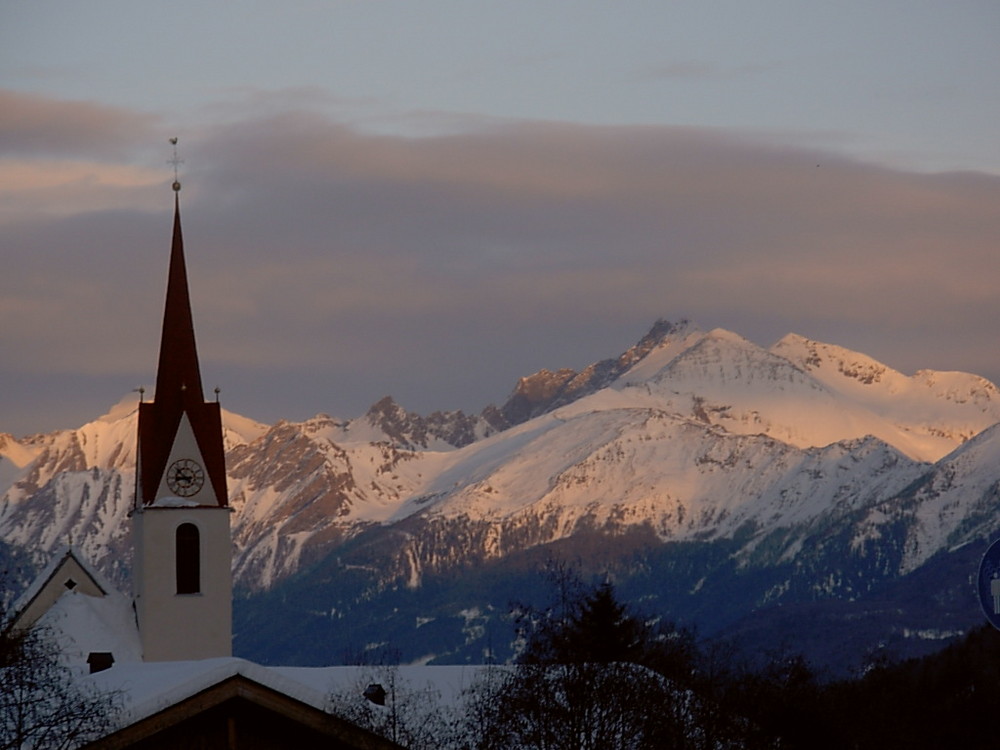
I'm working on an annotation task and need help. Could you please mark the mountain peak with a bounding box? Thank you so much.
[498,318,701,426]
[96,394,141,424]
[361,395,486,450]
[770,334,1000,455]
[771,334,893,385]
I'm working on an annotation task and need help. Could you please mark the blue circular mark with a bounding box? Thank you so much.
[977,538,1000,630]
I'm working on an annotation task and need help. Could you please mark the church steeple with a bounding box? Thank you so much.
[136,186,227,508]
[132,172,233,662]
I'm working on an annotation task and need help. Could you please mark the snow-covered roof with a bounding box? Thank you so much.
[274,663,488,708]
[37,587,142,666]
[84,658,489,726]
[11,546,116,628]
[10,546,142,669]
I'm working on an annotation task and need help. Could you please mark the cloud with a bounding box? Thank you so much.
[3,93,999,434]
[0,91,166,222]
[0,90,158,158]
[0,159,166,223]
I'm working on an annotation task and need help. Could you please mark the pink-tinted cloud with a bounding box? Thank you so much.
[0,90,158,157]
[3,95,999,435]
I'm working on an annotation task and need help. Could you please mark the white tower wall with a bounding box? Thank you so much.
[133,506,232,661]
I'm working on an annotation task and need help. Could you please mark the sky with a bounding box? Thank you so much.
[2,1,1000,437]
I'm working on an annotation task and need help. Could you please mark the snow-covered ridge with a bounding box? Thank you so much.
[772,334,1000,457]
[2,320,999,594]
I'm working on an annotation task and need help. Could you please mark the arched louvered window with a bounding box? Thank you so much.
[175,523,200,594]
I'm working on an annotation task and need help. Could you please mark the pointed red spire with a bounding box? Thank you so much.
[154,191,205,408]
[137,188,228,507]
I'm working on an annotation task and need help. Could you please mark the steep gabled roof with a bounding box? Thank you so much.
[9,547,143,668]
[154,192,204,408]
[137,191,227,506]
[9,546,111,631]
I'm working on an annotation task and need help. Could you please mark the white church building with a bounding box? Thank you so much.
[6,178,443,749]
[11,180,232,668]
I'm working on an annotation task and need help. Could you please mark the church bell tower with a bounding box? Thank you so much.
[133,173,232,661]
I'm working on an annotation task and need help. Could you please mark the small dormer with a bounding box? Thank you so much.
[9,547,109,632]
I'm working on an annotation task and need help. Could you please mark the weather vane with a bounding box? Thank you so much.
[168,137,183,192]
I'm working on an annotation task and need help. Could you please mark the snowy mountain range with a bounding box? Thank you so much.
[3,319,1000,672]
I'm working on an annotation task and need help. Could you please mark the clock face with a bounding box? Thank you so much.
[166,459,206,497]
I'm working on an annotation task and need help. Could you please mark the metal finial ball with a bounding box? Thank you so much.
[172,181,182,192]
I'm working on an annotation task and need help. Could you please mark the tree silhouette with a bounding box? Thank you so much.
[467,570,706,749]
[0,609,120,749]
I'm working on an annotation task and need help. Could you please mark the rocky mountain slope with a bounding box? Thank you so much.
[3,319,1000,670]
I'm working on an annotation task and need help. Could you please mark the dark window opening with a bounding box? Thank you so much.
[64,578,77,590]
[88,652,114,674]
[176,523,200,594]
[364,683,387,706]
